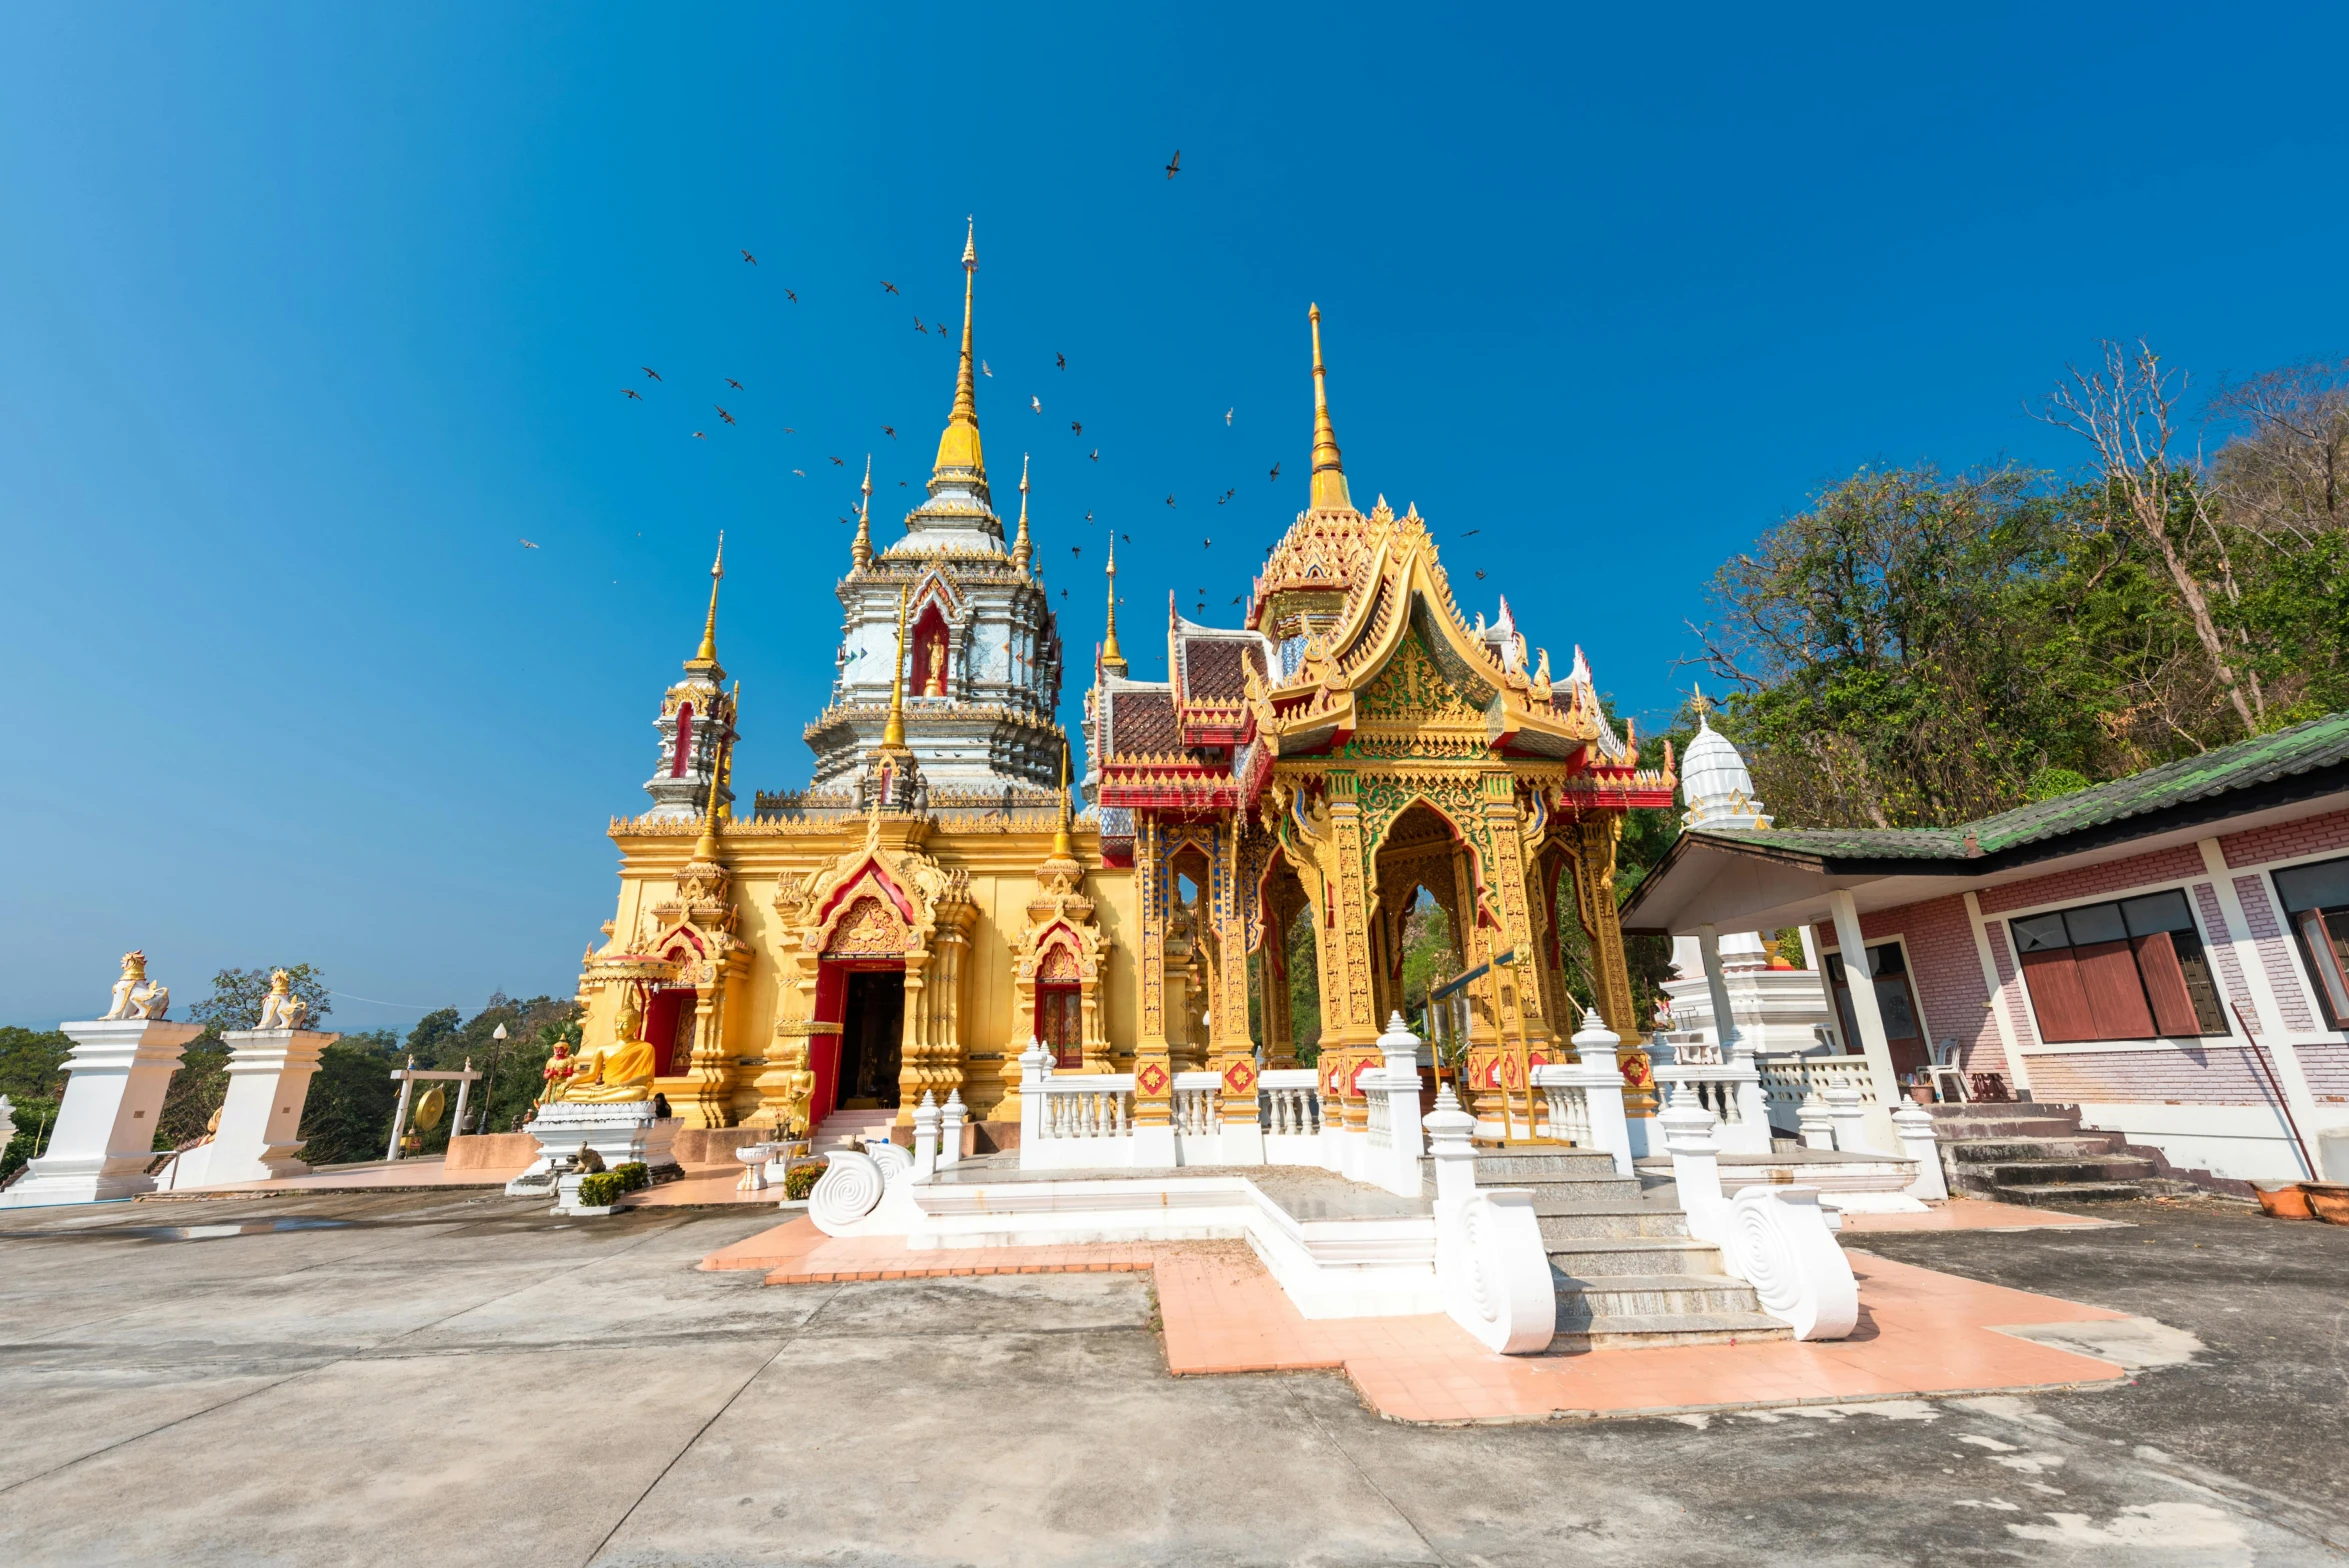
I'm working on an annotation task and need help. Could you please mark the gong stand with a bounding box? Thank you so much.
[384,1057,483,1162]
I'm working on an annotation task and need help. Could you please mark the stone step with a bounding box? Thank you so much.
[1560,1273,1777,1320]
[1968,1157,2159,1187]
[1981,1180,2146,1204]
[1927,1115,2086,1140]
[1943,1136,2128,1162]
[1446,1149,1624,1180]
[1545,1236,1727,1279]
[1548,1310,1795,1351]
[1537,1206,1693,1242]
[1505,1176,1648,1207]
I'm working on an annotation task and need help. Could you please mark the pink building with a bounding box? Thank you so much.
[1623,713,2349,1187]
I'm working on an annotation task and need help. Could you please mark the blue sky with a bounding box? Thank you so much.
[5,3,2344,1030]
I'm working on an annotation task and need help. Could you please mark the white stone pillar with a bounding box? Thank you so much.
[180,1028,338,1186]
[1823,1083,1875,1156]
[1798,1095,1836,1151]
[1567,1009,1633,1175]
[1891,1103,1948,1200]
[385,1060,418,1163]
[1826,888,1902,1150]
[1659,1097,1725,1242]
[1016,1044,1048,1168]
[1423,1085,1480,1206]
[912,1091,940,1178]
[0,1020,203,1208]
[939,1089,966,1169]
[1373,1013,1425,1198]
[1697,925,1738,1054]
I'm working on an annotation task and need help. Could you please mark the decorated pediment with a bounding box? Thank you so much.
[774,818,975,959]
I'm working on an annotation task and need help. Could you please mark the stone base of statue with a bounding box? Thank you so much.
[0,1020,205,1208]
[172,1028,339,1188]
[504,1101,679,1196]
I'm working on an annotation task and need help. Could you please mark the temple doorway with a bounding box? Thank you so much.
[837,968,905,1109]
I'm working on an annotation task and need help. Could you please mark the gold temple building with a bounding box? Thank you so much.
[574,229,1674,1146]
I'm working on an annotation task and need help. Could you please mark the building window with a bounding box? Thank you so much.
[2274,856,2349,1030]
[671,704,694,778]
[1823,942,1930,1078]
[2009,889,2228,1042]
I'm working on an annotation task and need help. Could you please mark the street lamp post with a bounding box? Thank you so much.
[479,1023,508,1135]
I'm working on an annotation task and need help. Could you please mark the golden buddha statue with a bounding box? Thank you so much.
[559,989,659,1103]
[921,638,946,697]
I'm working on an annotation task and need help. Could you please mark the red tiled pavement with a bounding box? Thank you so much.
[1838,1198,2128,1233]
[702,1218,2135,1424]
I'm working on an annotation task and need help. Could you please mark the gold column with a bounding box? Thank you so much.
[1133,815,1174,1127]
[1479,773,1558,1055]
[1208,821,1257,1118]
[1573,810,1654,1115]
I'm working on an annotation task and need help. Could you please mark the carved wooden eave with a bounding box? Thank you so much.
[772,816,977,960]
[1243,503,1603,775]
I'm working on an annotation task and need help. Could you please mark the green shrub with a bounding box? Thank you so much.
[576,1171,625,1208]
[784,1162,824,1200]
[614,1160,650,1192]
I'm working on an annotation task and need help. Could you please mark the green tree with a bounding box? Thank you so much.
[0,1027,72,1179]
[296,1030,402,1166]
[155,965,337,1151]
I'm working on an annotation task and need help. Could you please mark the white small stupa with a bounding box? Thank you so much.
[1663,690,1833,1055]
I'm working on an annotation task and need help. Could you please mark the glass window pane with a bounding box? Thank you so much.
[2063,902,2129,946]
[2121,889,2196,937]
[1869,943,1908,977]
[2275,857,2349,915]
[2012,913,2070,953]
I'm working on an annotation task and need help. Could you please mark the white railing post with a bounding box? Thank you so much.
[1374,1012,1425,1198]
[939,1089,966,1169]
[1891,1102,1948,1200]
[1798,1094,1836,1150]
[1659,1095,1726,1243]
[912,1091,940,1178]
[1823,1083,1873,1155]
[1568,1008,1633,1175]
[1016,1043,1050,1168]
[1720,1025,1773,1154]
[1425,1084,1556,1353]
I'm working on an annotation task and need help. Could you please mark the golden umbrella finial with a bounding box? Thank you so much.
[1100,532,1127,675]
[1052,737,1075,858]
[932,218,985,485]
[1011,452,1033,572]
[1308,304,1351,513]
[692,681,736,862]
[690,532,726,669]
[852,455,874,569]
[1690,682,1712,722]
[882,586,910,749]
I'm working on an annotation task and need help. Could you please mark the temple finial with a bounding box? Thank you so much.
[1308,305,1352,512]
[1011,453,1033,572]
[851,456,873,569]
[692,681,736,861]
[1100,532,1127,675]
[882,587,909,749]
[1052,738,1075,859]
[1690,682,1712,725]
[689,532,726,671]
[931,219,985,488]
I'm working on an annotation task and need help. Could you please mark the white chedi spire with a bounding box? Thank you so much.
[1681,690,1771,830]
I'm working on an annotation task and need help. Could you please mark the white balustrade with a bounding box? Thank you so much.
[1259,1071,1322,1137]
[1527,1009,1635,1176]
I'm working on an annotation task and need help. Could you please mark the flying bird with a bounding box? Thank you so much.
[1269,462,1281,480]
[1475,569,1487,580]
[1165,150,1181,178]
[784,288,798,303]
[1085,511,1094,523]
[792,468,806,477]
[784,427,796,433]
[1218,488,1235,504]
[1225,408,1233,425]
[1121,532,1131,544]
[693,431,706,439]
[642,367,662,381]
[741,249,757,264]
[1056,352,1066,370]
[1203,537,1212,548]
[829,455,846,466]
[520,538,539,549]
[1089,448,1100,462]
[882,426,896,439]
[881,280,899,295]
[715,407,736,425]
[1071,546,1081,560]
[1461,529,1481,538]
[982,360,993,377]
[727,378,744,390]
[1030,395,1042,414]
[623,389,643,400]
[1071,420,1083,435]
[914,317,928,334]
[1165,494,1176,507]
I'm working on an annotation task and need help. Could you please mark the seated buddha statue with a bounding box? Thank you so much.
[560,991,659,1103]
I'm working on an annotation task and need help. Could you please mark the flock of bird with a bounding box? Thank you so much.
[544,150,1486,623]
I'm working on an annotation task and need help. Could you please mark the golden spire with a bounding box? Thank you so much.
[931,218,986,485]
[1051,737,1075,859]
[688,532,726,671]
[851,456,873,570]
[691,683,735,862]
[1308,304,1352,512]
[1100,532,1127,675]
[1011,453,1033,572]
[881,587,909,749]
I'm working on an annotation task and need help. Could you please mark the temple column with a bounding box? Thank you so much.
[1207,821,1260,1139]
[681,955,741,1128]
[1132,815,1176,1158]
[1572,810,1655,1116]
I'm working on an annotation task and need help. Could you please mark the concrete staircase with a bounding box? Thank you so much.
[813,1107,897,1149]
[1455,1147,1792,1350]
[1927,1104,2157,1203]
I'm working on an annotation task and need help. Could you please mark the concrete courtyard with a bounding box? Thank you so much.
[0,1189,2340,1566]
